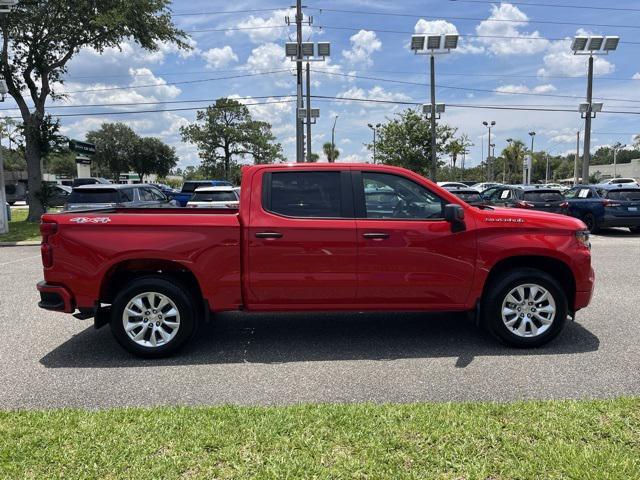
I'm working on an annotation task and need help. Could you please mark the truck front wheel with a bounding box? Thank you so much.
[110,276,197,358]
[482,268,568,348]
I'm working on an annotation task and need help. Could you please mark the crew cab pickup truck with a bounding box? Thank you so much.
[37,164,595,358]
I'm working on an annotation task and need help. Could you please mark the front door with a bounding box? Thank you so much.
[354,171,476,309]
[247,169,358,308]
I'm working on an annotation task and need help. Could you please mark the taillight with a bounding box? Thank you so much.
[603,199,622,208]
[40,222,57,268]
[516,200,535,209]
[559,201,569,208]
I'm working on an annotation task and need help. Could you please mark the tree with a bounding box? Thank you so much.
[322,142,340,162]
[46,152,76,178]
[86,123,139,182]
[181,98,283,180]
[1,1,187,221]
[495,139,527,184]
[367,109,455,178]
[130,137,178,183]
[445,138,465,173]
[309,152,320,162]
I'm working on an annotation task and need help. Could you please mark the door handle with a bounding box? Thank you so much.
[362,232,389,239]
[255,232,283,239]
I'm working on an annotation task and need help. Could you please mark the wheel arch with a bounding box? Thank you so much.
[482,255,576,312]
[99,259,207,314]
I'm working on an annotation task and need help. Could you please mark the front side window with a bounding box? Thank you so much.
[267,171,342,218]
[361,172,445,219]
[523,191,564,202]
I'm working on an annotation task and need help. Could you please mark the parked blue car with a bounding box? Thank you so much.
[172,180,234,207]
[562,184,640,233]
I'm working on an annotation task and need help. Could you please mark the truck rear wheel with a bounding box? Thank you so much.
[110,276,197,358]
[482,268,567,348]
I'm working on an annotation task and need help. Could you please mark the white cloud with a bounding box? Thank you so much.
[338,85,411,107]
[202,46,238,69]
[341,154,368,163]
[342,30,382,66]
[633,73,640,80]
[246,43,288,72]
[229,9,313,44]
[475,3,549,55]
[229,95,293,126]
[413,19,484,54]
[495,83,556,94]
[538,32,615,77]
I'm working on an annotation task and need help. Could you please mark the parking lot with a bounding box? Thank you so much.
[0,230,638,410]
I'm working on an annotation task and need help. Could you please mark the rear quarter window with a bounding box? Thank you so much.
[192,191,238,202]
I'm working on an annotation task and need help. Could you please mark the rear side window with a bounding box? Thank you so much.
[265,171,342,218]
[119,189,133,202]
[182,182,204,193]
[565,188,592,199]
[69,190,118,204]
[192,191,238,202]
[606,190,640,201]
[454,191,482,203]
[5,185,16,195]
[523,191,564,202]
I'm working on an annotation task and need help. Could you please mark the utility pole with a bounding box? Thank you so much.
[582,55,593,184]
[545,153,550,183]
[368,123,381,164]
[295,0,304,163]
[482,121,495,181]
[574,131,580,185]
[330,115,338,163]
[429,54,437,180]
[305,62,312,162]
[0,126,7,234]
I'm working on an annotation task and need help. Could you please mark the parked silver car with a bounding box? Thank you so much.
[65,184,176,211]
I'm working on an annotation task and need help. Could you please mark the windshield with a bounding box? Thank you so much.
[68,190,120,204]
[606,190,640,201]
[523,191,564,202]
[191,191,237,202]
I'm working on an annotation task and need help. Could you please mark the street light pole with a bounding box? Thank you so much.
[574,131,580,185]
[482,121,495,181]
[368,123,381,164]
[528,131,536,185]
[582,55,594,184]
[330,115,338,163]
[305,61,312,162]
[0,126,7,234]
[429,53,437,180]
[295,0,304,163]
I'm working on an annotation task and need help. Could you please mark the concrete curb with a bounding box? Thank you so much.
[0,241,40,247]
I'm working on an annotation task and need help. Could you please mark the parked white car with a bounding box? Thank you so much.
[471,182,502,192]
[437,181,469,189]
[186,186,240,208]
[597,177,639,187]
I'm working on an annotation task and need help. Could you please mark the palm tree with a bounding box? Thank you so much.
[445,138,466,178]
[322,142,340,162]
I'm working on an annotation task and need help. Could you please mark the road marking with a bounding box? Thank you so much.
[0,254,41,267]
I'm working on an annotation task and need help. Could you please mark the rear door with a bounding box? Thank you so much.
[246,169,358,308]
[604,189,640,219]
[354,170,476,309]
[523,190,565,213]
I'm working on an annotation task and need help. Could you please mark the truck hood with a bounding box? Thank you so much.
[474,206,586,231]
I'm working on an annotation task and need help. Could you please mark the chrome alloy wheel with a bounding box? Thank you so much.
[501,283,556,338]
[122,292,180,348]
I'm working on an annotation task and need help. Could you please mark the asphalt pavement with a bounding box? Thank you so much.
[0,230,639,409]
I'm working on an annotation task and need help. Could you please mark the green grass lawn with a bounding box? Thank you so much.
[1,398,638,479]
[0,208,41,243]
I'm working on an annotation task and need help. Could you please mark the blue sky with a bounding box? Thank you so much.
[7,0,640,169]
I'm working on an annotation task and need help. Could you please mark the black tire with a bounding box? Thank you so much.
[110,276,198,358]
[482,268,568,348]
[582,213,599,233]
[629,226,640,234]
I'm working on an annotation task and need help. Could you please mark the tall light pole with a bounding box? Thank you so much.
[368,123,381,164]
[482,121,495,181]
[545,153,550,183]
[330,115,338,163]
[0,0,18,235]
[574,131,581,185]
[572,34,620,184]
[527,131,535,185]
[411,33,458,181]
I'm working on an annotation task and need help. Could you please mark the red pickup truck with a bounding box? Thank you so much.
[37,164,595,358]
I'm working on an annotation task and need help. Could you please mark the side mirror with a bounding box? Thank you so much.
[444,204,466,232]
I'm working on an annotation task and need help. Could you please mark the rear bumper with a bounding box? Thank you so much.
[36,281,75,313]
[600,215,640,228]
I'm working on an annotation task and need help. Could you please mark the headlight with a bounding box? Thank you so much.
[575,230,591,249]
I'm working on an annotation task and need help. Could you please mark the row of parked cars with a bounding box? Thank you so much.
[60,178,240,211]
[439,178,640,233]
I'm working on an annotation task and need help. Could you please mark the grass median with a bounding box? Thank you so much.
[0,209,40,243]
[1,398,638,479]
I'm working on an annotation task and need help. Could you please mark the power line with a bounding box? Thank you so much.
[7,100,297,120]
[449,0,640,13]
[311,69,640,104]
[62,70,290,94]
[173,7,289,16]
[308,6,640,30]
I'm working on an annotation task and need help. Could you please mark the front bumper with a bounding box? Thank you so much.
[574,267,595,311]
[37,281,75,313]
